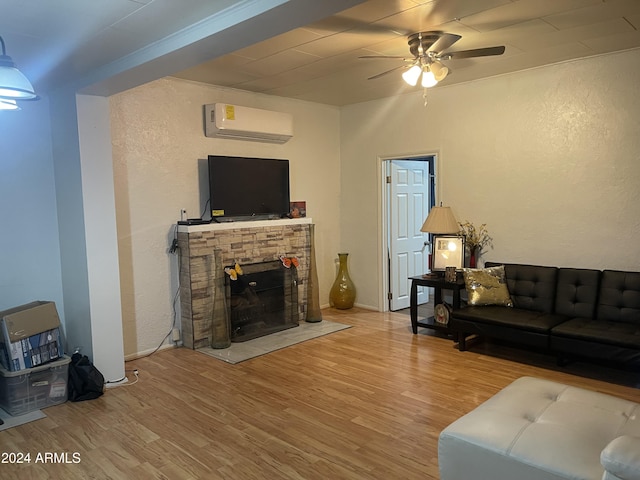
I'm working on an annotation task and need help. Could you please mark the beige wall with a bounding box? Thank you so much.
[341,49,640,309]
[110,78,341,356]
[112,49,640,356]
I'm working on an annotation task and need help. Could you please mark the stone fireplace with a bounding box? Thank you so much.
[177,218,312,349]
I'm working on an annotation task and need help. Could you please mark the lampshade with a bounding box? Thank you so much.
[402,64,422,86]
[0,36,37,100]
[420,206,459,234]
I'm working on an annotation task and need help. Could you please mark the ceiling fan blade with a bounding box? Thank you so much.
[441,45,505,60]
[426,33,461,54]
[368,64,408,80]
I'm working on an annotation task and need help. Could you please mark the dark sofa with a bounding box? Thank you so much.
[449,262,640,366]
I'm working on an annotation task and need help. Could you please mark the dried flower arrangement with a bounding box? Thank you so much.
[458,221,493,254]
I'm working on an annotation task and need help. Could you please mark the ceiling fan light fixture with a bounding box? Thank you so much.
[0,35,37,100]
[402,64,422,86]
[421,69,438,88]
[430,61,449,82]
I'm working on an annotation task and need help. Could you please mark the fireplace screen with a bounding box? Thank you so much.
[226,260,298,342]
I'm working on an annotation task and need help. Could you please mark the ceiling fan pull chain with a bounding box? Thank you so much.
[423,88,428,107]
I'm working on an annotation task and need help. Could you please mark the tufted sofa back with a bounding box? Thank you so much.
[554,268,601,318]
[596,270,640,324]
[485,262,557,313]
[483,264,640,323]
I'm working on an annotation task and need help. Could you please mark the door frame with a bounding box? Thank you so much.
[378,151,441,312]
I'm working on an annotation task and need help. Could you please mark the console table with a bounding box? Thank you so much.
[409,274,465,334]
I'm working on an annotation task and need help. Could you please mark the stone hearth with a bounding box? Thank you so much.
[177,218,312,349]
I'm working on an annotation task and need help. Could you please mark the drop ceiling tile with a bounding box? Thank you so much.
[464,19,556,52]
[172,62,259,87]
[205,53,256,69]
[374,0,513,34]
[358,36,413,56]
[459,0,603,33]
[370,3,459,34]
[334,0,420,24]
[232,28,324,60]
[234,76,299,92]
[499,17,633,52]
[627,13,640,29]
[292,48,376,76]
[544,0,640,30]
[304,0,418,36]
[296,30,399,58]
[581,30,640,54]
[237,49,323,77]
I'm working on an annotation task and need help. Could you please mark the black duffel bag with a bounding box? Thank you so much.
[68,352,105,401]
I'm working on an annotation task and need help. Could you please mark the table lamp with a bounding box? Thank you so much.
[421,205,459,276]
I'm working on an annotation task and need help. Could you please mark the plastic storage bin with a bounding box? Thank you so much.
[0,355,70,416]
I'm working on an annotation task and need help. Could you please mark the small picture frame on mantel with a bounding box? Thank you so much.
[432,235,465,271]
[289,201,306,218]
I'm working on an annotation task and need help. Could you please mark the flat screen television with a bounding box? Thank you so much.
[208,155,290,220]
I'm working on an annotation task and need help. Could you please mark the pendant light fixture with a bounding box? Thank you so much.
[0,98,20,110]
[0,35,37,100]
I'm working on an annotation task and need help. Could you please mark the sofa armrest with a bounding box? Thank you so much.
[601,436,640,480]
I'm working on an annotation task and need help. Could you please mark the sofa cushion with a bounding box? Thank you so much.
[554,268,600,319]
[463,265,513,307]
[597,270,640,324]
[551,318,640,349]
[486,262,558,313]
[453,306,567,333]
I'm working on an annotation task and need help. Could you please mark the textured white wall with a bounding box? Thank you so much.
[341,49,640,310]
[110,78,341,357]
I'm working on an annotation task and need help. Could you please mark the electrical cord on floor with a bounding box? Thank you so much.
[104,369,139,388]
[125,251,181,363]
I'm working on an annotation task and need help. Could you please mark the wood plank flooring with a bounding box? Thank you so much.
[1,307,639,479]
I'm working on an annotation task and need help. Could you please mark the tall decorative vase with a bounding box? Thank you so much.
[305,224,323,322]
[210,249,231,349]
[329,253,356,309]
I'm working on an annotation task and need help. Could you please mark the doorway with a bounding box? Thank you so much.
[382,155,436,311]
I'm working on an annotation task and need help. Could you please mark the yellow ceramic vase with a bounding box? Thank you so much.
[329,253,356,309]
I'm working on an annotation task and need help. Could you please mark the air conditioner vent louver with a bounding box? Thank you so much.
[204,103,293,144]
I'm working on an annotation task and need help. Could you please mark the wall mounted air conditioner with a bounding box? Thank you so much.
[204,103,293,144]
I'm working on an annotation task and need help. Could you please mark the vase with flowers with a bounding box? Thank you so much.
[458,221,493,268]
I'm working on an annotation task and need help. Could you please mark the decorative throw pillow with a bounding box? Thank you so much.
[463,265,513,307]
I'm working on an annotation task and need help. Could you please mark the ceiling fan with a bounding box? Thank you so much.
[360,31,505,88]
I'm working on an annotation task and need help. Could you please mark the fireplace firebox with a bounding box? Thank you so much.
[226,260,299,342]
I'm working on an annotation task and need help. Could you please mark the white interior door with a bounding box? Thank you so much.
[389,160,430,310]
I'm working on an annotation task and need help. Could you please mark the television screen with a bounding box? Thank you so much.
[208,155,290,219]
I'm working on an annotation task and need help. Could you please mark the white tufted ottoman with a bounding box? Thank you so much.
[438,377,640,480]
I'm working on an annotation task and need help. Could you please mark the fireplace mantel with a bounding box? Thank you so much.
[177,218,313,349]
[177,217,312,234]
